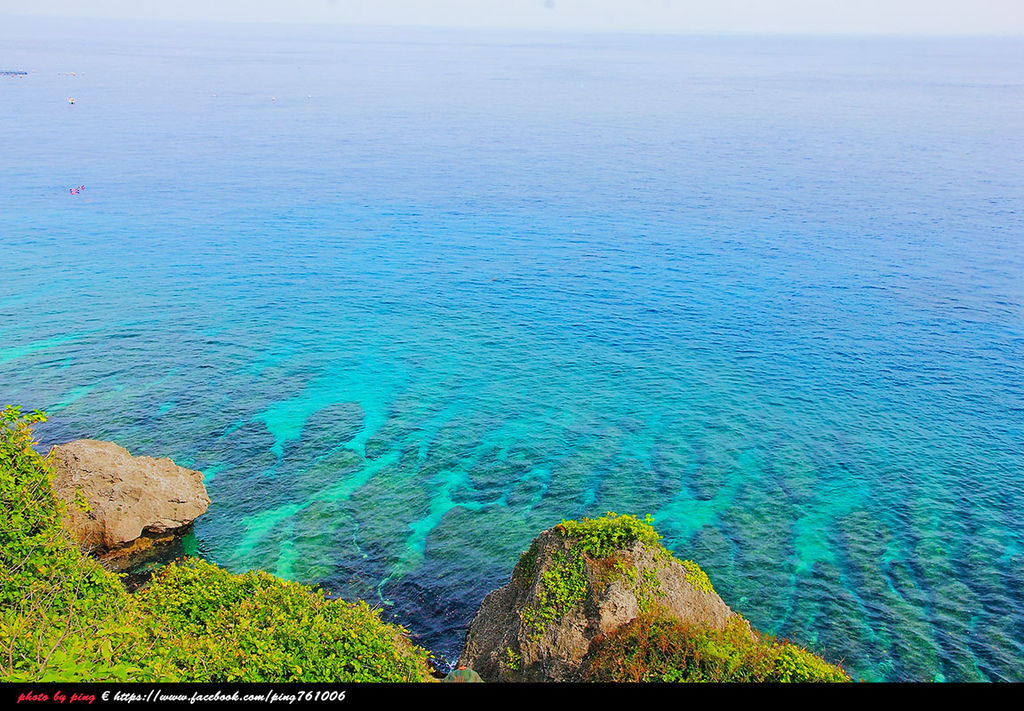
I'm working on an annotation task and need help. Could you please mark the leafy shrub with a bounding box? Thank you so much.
[585,612,850,683]
[556,512,665,559]
[0,406,143,681]
[681,559,716,595]
[0,406,431,682]
[520,551,588,640]
[138,559,430,682]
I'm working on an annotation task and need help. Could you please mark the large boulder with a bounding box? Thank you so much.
[459,514,742,682]
[50,439,210,558]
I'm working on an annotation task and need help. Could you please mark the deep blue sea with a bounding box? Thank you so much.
[1,17,1022,681]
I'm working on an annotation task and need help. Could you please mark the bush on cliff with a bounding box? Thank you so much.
[0,406,140,681]
[136,558,429,682]
[0,406,430,682]
[585,612,850,682]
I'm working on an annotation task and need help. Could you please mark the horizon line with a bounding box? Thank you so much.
[3,11,1024,39]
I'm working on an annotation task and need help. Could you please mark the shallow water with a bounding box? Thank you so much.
[1,18,1022,680]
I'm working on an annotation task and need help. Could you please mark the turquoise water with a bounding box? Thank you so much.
[2,18,1023,680]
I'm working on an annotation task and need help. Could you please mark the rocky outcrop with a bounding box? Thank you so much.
[459,515,743,682]
[50,439,210,565]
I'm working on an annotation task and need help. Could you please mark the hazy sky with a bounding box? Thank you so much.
[3,0,1024,35]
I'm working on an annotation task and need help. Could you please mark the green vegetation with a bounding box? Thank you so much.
[585,613,850,683]
[135,559,429,682]
[514,540,540,585]
[0,406,431,682]
[0,406,139,681]
[681,559,716,595]
[504,646,522,672]
[555,512,666,558]
[520,551,588,640]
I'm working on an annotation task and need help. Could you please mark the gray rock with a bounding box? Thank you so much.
[459,525,741,682]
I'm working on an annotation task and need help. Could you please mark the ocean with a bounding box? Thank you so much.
[1,17,1022,681]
